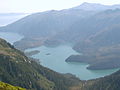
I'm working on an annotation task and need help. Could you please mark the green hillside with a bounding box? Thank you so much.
[0,38,80,90]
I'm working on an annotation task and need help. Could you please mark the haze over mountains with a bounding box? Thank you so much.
[0,13,28,26]
[1,2,120,70]
[2,2,120,37]
[1,2,120,90]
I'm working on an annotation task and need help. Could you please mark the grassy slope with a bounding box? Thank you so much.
[0,81,26,90]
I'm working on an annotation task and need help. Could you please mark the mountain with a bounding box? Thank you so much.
[0,8,96,50]
[65,9,120,70]
[0,38,81,90]
[48,9,120,45]
[0,81,26,90]
[0,9,95,37]
[71,9,120,53]
[73,9,120,52]
[2,3,120,48]
[73,2,120,11]
[1,4,120,70]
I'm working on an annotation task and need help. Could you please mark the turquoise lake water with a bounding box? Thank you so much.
[0,32,119,80]
[26,45,119,80]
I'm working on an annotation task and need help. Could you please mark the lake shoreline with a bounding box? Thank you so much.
[25,45,119,80]
[0,32,119,80]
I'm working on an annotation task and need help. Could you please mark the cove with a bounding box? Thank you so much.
[26,45,119,80]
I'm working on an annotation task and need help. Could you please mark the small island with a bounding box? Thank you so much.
[46,53,51,55]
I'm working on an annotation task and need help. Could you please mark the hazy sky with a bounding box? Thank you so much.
[1,0,120,13]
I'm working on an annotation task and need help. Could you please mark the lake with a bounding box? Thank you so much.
[0,32,119,80]
[26,45,119,80]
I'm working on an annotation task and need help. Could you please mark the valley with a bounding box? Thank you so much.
[0,32,119,80]
[2,9,120,71]
[0,36,120,90]
[0,2,120,90]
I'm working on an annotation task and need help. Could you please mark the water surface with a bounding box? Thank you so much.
[26,45,119,80]
[0,32,119,80]
[0,32,118,80]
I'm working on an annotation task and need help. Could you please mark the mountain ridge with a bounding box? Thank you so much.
[73,2,120,11]
[0,38,81,90]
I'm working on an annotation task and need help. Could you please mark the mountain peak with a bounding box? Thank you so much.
[81,2,103,6]
[73,2,120,11]
[73,2,106,11]
[81,2,90,5]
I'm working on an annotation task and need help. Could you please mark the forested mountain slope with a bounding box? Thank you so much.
[0,35,120,90]
[0,38,80,90]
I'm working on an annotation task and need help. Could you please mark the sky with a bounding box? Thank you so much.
[0,0,120,13]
